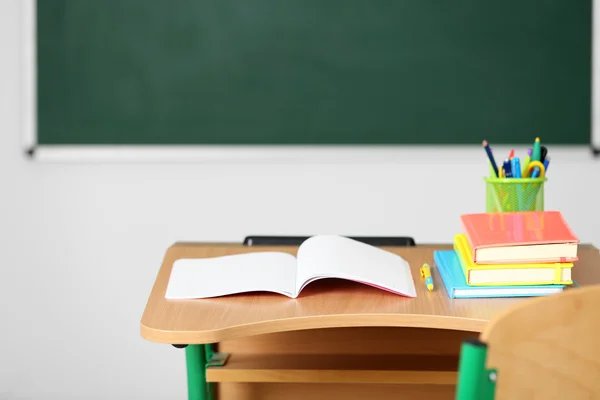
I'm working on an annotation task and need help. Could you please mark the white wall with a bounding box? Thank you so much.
[1,1,599,399]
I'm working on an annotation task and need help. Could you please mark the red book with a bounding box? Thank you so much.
[460,211,579,264]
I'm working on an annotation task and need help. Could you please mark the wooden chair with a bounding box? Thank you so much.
[455,284,600,399]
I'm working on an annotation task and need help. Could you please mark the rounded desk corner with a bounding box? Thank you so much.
[140,321,176,344]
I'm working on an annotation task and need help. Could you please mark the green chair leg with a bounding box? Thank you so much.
[455,339,497,400]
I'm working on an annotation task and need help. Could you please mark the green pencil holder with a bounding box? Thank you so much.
[485,177,547,213]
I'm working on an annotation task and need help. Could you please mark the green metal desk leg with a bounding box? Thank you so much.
[185,345,207,400]
[455,339,496,400]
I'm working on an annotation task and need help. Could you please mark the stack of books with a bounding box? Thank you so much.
[434,211,579,298]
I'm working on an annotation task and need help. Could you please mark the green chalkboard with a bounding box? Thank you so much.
[37,0,591,145]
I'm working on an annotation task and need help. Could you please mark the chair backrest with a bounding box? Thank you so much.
[480,285,600,399]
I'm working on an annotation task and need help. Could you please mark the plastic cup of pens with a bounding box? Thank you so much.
[482,139,549,213]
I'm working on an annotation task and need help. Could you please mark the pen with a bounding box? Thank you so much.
[512,157,521,178]
[482,140,499,178]
[503,158,513,178]
[543,157,550,174]
[541,146,548,163]
[420,263,434,291]
[512,157,523,209]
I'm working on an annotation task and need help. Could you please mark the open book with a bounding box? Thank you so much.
[165,235,417,299]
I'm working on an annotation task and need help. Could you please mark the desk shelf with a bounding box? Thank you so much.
[207,354,458,384]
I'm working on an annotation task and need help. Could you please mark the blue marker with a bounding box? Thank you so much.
[512,157,523,210]
[503,159,512,178]
[543,157,550,174]
[512,157,521,178]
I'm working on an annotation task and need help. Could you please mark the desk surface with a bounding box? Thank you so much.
[140,243,600,344]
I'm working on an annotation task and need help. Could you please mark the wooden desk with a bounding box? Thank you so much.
[140,243,600,400]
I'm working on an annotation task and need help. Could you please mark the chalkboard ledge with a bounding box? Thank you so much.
[23,144,599,163]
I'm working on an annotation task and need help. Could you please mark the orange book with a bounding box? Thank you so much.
[460,211,579,264]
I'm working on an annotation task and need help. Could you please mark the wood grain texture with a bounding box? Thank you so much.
[140,243,600,344]
[481,284,600,399]
[206,354,458,384]
[216,382,456,399]
[218,327,473,355]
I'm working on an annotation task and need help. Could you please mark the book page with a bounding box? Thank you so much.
[295,235,416,297]
[165,252,297,299]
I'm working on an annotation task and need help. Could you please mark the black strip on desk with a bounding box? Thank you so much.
[243,236,415,247]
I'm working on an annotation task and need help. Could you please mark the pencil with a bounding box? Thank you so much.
[482,140,499,178]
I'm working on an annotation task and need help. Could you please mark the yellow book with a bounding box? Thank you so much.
[454,234,573,286]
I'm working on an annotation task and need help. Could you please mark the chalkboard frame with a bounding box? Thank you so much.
[22,0,600,161]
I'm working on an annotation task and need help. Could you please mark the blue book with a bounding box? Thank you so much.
[433,250,565,299]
